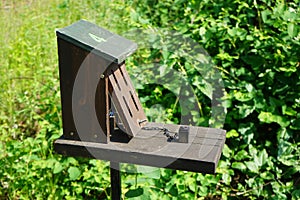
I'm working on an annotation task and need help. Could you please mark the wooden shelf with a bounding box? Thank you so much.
[54,123,226,174]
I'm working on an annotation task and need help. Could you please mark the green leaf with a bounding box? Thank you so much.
[53,162,63,174]
[161,49,170,60]
[222,173,231,185]
[237,104,255,118]
[125,187,144,198]
[254,149,268,167]
[245,161,259,173]
[68,166,81,180]
[283,10,297,21]
[258,149,268,166]
[234,150,250,160]
[254,95,266,109]
[258,112,290,127]
[249,144,258,158]
[188,181,196,192]
[137,166,160,179]
[292,189,300,200]
[65,157,78,166]
[260,171,274,180]
[245,83,254,93]
[198,185,208,196]
[278,66,297,73]
[234,91,253,102]
[226,129,239,138]
[232,162,247,171]
[291,119,300,130]
[241,55,264,67]
[169,185,179,196]
[261,10,271,23]
[282,105,297,116]
[258,112,272,122]
[222,144,232,158]
[192,76,212,99]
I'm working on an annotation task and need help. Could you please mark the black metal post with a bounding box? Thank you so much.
[110,162,121,200]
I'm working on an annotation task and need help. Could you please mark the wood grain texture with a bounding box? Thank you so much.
[108,63,147,137]
[55,20,226,174]
[57,38,109,143]
[56,20,137,64]
[54,122,226,174]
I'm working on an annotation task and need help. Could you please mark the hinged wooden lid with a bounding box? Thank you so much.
[56,20,137,64]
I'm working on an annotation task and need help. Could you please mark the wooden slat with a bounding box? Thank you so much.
[56,20,137,65]
[57,38,109,143]
[108,62,147,136]
[54,123,226,174]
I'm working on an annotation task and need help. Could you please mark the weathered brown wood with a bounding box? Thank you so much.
[54,123,226,174]
[55,20,227,176]
[57,38,109,143]
[56,20,139,144]
[108,62,147,137]
[57,38,85,141]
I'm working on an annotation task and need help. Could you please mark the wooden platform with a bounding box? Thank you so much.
[54,122,226,174]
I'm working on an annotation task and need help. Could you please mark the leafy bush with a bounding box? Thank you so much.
[0,0,117,199]
[125,0,300,199]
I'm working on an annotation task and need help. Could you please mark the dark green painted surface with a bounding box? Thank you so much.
[56,20,137,64]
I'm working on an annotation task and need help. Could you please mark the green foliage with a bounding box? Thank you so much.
[0,0,119,199]
[125,0,300,199]
[0,0,299,199]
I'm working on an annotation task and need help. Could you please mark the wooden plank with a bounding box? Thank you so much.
[56,20,137,64]
[57,38,87,141]
[54,123,226,174]
[57,38,109,143]
[108,62,147,137]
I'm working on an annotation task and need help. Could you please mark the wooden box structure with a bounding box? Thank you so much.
[54,20,226,175]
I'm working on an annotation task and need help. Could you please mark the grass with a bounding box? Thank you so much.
[0,0,129,139]
[0,0,128,199]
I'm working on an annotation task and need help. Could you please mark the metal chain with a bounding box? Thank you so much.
[141,126,178,142]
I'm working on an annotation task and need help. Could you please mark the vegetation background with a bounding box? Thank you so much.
[0,0,299,199]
